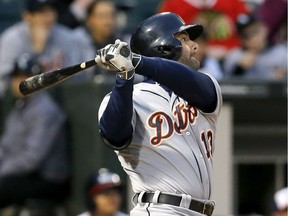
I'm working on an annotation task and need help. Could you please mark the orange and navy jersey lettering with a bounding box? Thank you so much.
[147,102,199,145]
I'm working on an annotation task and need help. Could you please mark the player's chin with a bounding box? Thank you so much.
[189,57,200,70]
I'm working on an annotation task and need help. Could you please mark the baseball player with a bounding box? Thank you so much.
[96,12,222,216]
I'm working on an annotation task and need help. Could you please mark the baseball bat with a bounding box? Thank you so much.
[19,59,97,96]
[19,46,131,96]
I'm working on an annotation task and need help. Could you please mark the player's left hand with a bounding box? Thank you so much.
[105,39,134,72]
[96,39,136,79]
[95,44,118,71]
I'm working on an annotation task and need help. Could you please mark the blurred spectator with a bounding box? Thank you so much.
[0,0,83,97]
[195,30,224,80]
[272,187,288,216]
[0,54,70,209]
[157,0,251,60]
[223,14,287,80]
[78,168,127,216]
[73,0,130,77]
[57,0,93,29]
[256,0,287,45]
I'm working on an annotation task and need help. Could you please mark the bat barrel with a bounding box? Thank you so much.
[19,75,41,96]
[19,59,97,96]
[19,72,60,95]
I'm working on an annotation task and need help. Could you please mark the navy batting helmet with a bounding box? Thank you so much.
[130,12,203,60]
[84,168,122,211]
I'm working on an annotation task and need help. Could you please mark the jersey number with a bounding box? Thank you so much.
[200,130,213,159]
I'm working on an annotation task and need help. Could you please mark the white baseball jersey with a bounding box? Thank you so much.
[98,75,222,214]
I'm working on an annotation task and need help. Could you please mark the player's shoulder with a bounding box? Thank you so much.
[204,73,222,92]
[134,79,164,90]
[133,80,170,98]
[202,73,223,116]
[134,81,153,89]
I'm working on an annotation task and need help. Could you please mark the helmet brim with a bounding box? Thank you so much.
[90,183,122,196]
[175,24,203,41]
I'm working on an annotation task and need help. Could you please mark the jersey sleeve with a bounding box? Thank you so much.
[135,56,218,113]
[197,73,223,128]
[201,74,222,115]
[98,78,135,150]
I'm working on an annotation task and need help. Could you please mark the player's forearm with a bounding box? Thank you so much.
[136,56,217,112]
[99,78,134,148]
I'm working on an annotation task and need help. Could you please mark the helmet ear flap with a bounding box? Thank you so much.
[157,46,173,55]
[154,36,182,60]
[155,45,182,60]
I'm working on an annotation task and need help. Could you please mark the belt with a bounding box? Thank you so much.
[134,192,215,216]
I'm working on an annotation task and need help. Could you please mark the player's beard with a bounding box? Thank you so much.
[188,56,200,70]
[179,55,200,70]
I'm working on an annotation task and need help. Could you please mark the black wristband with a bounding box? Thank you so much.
[116,69,135,80]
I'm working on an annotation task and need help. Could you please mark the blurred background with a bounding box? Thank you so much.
[0,0,286,215]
